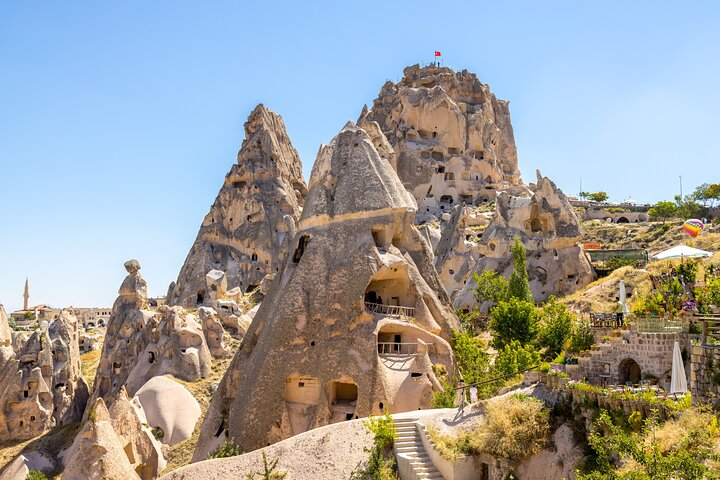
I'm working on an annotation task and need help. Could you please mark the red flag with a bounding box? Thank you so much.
[434,51,442,57]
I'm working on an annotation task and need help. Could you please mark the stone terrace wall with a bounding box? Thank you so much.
[690,344,720,404]
[578,330,689,388]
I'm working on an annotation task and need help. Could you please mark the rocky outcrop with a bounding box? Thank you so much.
[359,64,523,215]
[62,390,165,480]
[135,376,201,446]
[168,104,308,308]
[0,309,88,442]
[434,204,490,301]
[193,122,459,459]
[0,305,13,367]
[456,172,595,308]
[89,261,212,411]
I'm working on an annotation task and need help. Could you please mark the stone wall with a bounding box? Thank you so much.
[577,329,689,388]
[690,344,720,404]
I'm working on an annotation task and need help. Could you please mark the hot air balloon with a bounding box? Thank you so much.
[683,219,704,237]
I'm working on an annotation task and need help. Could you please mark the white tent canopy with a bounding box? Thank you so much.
[652,244,712,260]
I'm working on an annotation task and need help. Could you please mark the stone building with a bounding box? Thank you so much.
[193,121,459,458]
[168,104,308,307]
[67,307,112,329]
[359,64,524,215]
[576,327,689,389]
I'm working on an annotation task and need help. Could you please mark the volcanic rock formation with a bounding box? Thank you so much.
[168,104,308,307]
[62,389,165,480]
[193,121,459,459]
[89,261,212,411]
[359,64,523,215]
[434,204,490,300]
[456,172,595,308]
[0,309,89,442]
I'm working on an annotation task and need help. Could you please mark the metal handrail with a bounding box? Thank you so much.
[377,342,427,356]
[364,302,415,318]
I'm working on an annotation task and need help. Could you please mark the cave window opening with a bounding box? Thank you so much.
[196,290,205,305]
[437,165,445,174]
[251,253,258,262]
[293,235,310,263]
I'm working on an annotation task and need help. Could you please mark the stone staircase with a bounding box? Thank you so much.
[394,417,444,479]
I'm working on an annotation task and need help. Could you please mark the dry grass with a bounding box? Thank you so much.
[0,422,81,479]
[80,348,102,388]
[160,335,242,474]
[650,410,718,454]
[561,266,651,314]
[427,394,550,464]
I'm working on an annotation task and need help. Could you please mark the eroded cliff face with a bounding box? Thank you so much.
[359,64,522,216]
[455,172,596,308]
[168,104,307,308]
[0,309,88,442]
[193,122,459,459]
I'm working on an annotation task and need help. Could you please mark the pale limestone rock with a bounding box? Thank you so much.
[435,204,485,301]
[0,452,53,480]
[456,172,595,308]
[89,262,212,413]
[168,104,307,308]
[62,392,165,480]
[135,376,201,446]
[359,64,523,215]
[193,121,459,459]
[199,309,228,357]
[0,310,88,442]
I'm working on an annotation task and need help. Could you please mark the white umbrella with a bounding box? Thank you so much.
[619,280,630,314]
[670,341,688,395]
[652,245,712,260]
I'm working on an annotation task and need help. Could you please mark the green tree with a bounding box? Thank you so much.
[508,237,533,303]
[495,341,541,376]
[452,332,493,386]
[648,201,679,223]
[567,317,595,353]
[490,297,540,349]
[537,297,574,358]
[472,270,509,306]
[675,195,704,219]
[579,191,591,201]
[587,191,609,203]
[692,183,720,207]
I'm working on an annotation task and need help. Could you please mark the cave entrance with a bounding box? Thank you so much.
[618,358,642,385]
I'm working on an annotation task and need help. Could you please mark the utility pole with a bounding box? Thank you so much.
[679,175,683,200]
[580,178,583,198]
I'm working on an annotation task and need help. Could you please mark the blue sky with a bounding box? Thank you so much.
[1,1,718,311]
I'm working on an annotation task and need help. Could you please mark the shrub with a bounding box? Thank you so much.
[567,318,594,353]
[490,297,540,349]
[208,438,243,459]
[353,410,399,480]
[244,452,287,480]
[425,395,549,464]
[363,410,397,449]
[537,297,574,358]
[26,472,48,480]
[469,395,549,462]
[648,201,679,223]
[151,426,164,440]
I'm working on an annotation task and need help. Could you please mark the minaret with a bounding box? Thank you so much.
[23,278,29,311]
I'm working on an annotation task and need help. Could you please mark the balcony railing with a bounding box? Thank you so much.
[634,316,684,333]
[364,302,415,319]
[377,342,428,356]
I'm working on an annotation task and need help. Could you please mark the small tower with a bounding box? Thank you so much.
[23,278,29,311]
